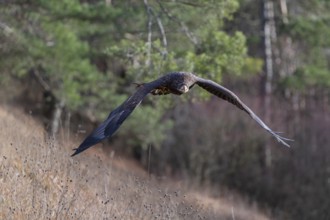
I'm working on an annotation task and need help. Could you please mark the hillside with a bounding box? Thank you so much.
[0,105,270,220]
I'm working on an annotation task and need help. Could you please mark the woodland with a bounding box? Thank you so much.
[1,0,330,219]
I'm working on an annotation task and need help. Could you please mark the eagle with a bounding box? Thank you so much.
[71,72,292,156]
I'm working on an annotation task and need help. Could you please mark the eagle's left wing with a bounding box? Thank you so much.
[195,77,293,147]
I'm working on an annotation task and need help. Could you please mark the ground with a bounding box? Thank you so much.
[0,105,270,220]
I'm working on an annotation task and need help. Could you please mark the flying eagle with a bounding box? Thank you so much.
[71,72,291,157]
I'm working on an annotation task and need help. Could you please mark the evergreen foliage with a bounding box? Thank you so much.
[0,0,254,148]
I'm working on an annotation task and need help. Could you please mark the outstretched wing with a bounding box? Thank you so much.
[195,77,292,147]
[71,80,165,157]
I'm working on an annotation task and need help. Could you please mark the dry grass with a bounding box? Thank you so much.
[0,105,271,220]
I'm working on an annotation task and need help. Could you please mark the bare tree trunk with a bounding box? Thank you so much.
[262,0,276,170]
[50,99,65,138]
[278,0,297,79]
[277,0,300,137]
[279,0,289,24]
[30,68,68,139]
[65,110,71,140]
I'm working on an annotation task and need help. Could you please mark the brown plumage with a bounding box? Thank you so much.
[71,72,292,156]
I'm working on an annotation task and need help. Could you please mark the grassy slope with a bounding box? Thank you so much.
[0,105,270,220]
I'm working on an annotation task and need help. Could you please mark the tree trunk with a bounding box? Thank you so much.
[50,99,65,138]
[262,0,276,170]
[279,0,289,24]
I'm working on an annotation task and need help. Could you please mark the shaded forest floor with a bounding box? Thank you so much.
[0,105,270,220]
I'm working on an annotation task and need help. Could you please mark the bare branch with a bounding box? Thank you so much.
[154,14,168,57]
[31,68,51,92]
[143,0,168,60]
[160,0,203,8]
[157,0,198,45]
[143,0,153,66]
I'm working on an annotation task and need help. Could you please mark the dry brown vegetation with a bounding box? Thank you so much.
[0,105,270,220]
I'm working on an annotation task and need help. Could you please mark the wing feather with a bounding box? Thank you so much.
[71,80,165,156]
[195,77,292,147]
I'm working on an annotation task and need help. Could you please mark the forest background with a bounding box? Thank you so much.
[1,0,330,219]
